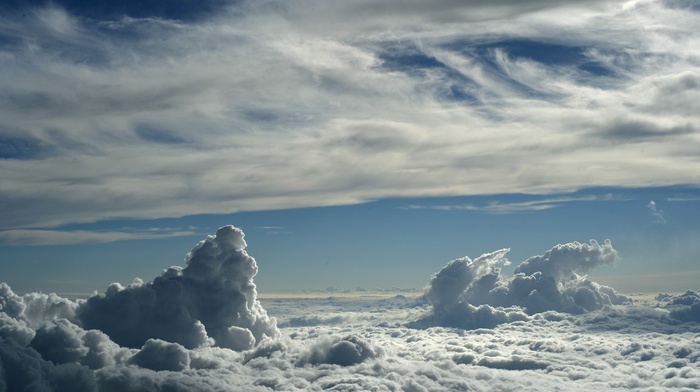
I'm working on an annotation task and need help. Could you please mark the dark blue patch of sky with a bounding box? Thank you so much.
[135,125,187,145]
[1,0,236,22]
[377,44,480,104]
[441,37,617,95]
[0,134,52,160]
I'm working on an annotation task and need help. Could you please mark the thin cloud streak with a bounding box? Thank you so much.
[0,228,197,246]
[404,195,601,214]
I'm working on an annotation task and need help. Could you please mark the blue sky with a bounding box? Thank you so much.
[1,0,699,295]
[3,187,699,295]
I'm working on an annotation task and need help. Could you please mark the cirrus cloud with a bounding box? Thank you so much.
[1,0,699,230]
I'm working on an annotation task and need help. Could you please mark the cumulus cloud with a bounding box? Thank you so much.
[2,225,700,391]
[0,282,78,337]
[419,240,631,329]
[0,336,98,392]
[0,225,284,390]
[660,290,700,323]
[127,339,190,372]
[77,225,279,350]
[30,319,90,365]
[299,335,382,366]
[513,240,618,281]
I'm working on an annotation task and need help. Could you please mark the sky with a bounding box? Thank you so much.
[2,0,700,296]
[4,2,700,389]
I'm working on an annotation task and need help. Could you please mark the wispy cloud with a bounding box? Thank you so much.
[0,227,197,246]
[647,200,666,224]
[667,195,700,202]
[404,195,600,214]
[1,0,699,229]
[256,226,292,235]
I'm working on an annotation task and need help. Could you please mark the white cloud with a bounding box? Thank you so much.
[419,240,632,329]
[298,334,383,366]
[662,290,700,323]
[404,195,602,214]
[647,200,666,224]
[2,225,700,390]
[77,225,279,350]
[1,0,699,229]
[0,228,197,246]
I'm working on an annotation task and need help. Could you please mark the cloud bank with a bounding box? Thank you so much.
[2,225,700,390]
[1,0,700,230]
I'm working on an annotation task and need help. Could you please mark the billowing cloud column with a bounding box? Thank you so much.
[77,225,279,350]
[422,240,631,329]
[423,248,528,329]
[508,240,627,314]
[514,240,618,283]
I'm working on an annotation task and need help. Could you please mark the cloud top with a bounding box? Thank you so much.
[513,239,618,282]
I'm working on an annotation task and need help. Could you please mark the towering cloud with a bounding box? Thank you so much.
[422,240,631,328]
[77,225,279,350]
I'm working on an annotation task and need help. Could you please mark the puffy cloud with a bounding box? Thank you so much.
[28,318,128,370]
[415,302,529,330]
[0,336,99,392]
[127,339,190,372]
[0,312,34,346]
[421,240,631,329]
[300,335,382,366]
[476,356,549,371]
[30,319,89,365]
[513,239,618,282]
[0,283,25,320]
[3,225,700,390]
[2,285,700,391]
[0,283,79,346]
[0,226,283,390]
[77,225,279,350]
[18,291,79,328]
[662,290,700,322]
[426,249,511,311]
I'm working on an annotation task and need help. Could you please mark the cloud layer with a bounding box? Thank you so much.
[2,225,700,390]
[1,0,700,230]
